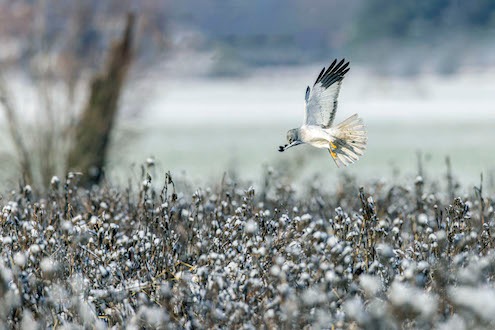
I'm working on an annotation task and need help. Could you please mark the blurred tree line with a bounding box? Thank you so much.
[354,0,495,41]
[349,0,495,75]
[0,0,168,71]
[1,0,494,70]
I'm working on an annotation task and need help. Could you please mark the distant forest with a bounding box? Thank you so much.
[1,0,494,75]
[356,0,495,40]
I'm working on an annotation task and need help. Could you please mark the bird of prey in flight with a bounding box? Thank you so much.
[279,59,367,167]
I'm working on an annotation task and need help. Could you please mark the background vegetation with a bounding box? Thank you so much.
[0,165,494,328]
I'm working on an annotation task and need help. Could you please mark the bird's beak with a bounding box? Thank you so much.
[278,141,302,152]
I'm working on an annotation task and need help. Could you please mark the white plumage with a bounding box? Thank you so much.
[279,59,367,167]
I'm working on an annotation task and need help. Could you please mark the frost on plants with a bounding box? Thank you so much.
[0,166,494,329]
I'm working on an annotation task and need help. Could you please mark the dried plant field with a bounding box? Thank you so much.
[0,165,494,329]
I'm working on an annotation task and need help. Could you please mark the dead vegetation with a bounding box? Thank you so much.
[0,163,494,329]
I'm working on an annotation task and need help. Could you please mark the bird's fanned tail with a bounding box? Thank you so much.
[328,114,367,167]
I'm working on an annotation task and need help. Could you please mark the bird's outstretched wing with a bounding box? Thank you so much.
[304,59,350,128]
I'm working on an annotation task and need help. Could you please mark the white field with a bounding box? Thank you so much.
[1,65,494,189]
[109,65,495,189]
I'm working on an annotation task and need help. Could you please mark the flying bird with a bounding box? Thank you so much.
[278,59,367,167]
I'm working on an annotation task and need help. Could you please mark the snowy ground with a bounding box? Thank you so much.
[0,65,494,190]
[108,65,495,189]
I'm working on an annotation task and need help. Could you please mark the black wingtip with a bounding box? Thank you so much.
[315,67,325,84]
[278,145,285,152]
[327,59,337,71]
[314,58,351,88]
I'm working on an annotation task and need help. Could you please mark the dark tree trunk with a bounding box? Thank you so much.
[67,14,135,186]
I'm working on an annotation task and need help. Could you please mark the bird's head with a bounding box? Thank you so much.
[278,128,302,152]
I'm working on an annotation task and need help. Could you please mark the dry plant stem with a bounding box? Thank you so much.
[417,151,424,178]
[445,156,454,201]
[474,173,485,227]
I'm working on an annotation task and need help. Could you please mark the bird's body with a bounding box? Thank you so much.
[279,59,367,167]
[299,125,333,149]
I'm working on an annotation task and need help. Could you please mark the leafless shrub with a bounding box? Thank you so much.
[0,9,136,189]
